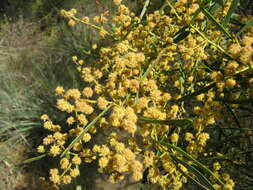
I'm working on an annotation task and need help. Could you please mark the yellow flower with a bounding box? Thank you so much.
[68,19,76,27]
[77,114,88,125]
[213,162,221,171]
[97,97,108,110]
[82,87,93,98]
[225,78,236,88]
[66,116,75,125]
[50,145,61,157]
[72,56,78,62]
[82,133,91,142]
[55,86,65,95]
[113,0,122,6]
[98,157,109,168]
[40,114,49,121]
[60,158,69,169]
[37,145,45,153]
[72,155,82,165]
[70,168,80,178]
[62,175,72,184]
[170,133,179,143]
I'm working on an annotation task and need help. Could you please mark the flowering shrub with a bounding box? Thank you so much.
[33,0,253,189]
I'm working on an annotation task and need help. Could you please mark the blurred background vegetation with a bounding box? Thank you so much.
[0,0,252,190]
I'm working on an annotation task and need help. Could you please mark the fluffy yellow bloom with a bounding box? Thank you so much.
[185,132,194,142]
[37,145,45,153]
[40,114,49,121]
[113,0,122,6]
[55,86,65,95]
[50,145,61,157]
[70,168,80,178]
[225,78,236,88]
[77,114,88,125]
[72,156,82,165]
[82,133,91,142]
[213,162,221,171]
[97,97,108,110]
[98,157,109,168]
[60,158,69,169]
[68,19,76,27]
[66,116,75,125]
[72,56,78,62]
[82,87,93,97]
[62,175,72,184]
[170,133,179,143]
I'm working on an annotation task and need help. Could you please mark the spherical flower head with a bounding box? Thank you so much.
[41,114,49,121]
[43,135,54,145]
[70,168,80,178]
[55,86,65,95]
[53,132,63,141]
[132,171,143,181]
[185,132,194,142]
[72,155,82,165]
[98,157,109,168]
[114,142,125,153]
[50,145,61,157]
[99,145,110,157]
[150,89,162,102]
[81,16,89,23]
[113,0,122,6]
[162,93,171,102]
[82,87,93,98]
[68,19,76,27]
[67,116,75,125]
[225,78,236,88]
[60,9,67,17]
[60,158,69,169]
[82,133,91,142]
[97,97,109,110]
[72,56,78,62]
[37,145,45,153]
[70,8,77,15]
[77,114,88,125]
[170,133,179,143]
[62,175,72,184]
[213,162,221,171]
[43,121,53,130]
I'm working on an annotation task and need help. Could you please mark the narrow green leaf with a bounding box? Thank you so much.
[177,82,216,103]
[173,156,215,190]
[173,27,190,43]
[200,7,232,38]
[223,0,239,26]
[60,105,112,157]
[160,142,226,187]
[236,19,253,36]
[23,154,46,164]
[213,0,224,6]
[138,117,193,127]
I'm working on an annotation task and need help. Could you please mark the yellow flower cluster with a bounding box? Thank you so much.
[36,0,253,189]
